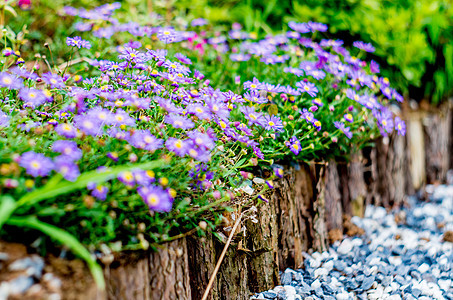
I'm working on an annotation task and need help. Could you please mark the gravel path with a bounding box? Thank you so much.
[252,184,453,300]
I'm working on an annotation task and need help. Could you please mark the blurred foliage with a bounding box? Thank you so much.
[185,0,453,104]
[3,0,452,103]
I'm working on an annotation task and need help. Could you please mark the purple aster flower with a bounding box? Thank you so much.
[111,109,136,127]
[0,72,23,89]
[165,113,194,129]
[264,115,284,132]
[243,77,263,90]
[344,113,353,123]
[205,98,229,120]
[137,185,173,212]
[191,18,208,27]
[306,69,326,80]
[118,171,135,187]
[0,111,9,127]
[370,60,380,73]
[334,121,353,139]
[55,123,78,138]
[19,88,46,108]
[88,184,108,201]
[244,90,267,104]
[165,137,189,156]
[187,103,211,120]
[395,117,406,136]
[307,21,328,32]
[133,170,155,186]
[156,97,183,114]
[296,81,318,97]
[175,53,192,65]
[240,106,265,127]
[157,28,177,44]
[66,36,91,49]
[230,53,251,62]
[187,130,216,150]
[73,114,102,136]
[52,140,82,161]
[288,21,310,33]
[54,156,80,182]
[129,130,163,151]
[285,136,302,155]
[353,41,375,53]
[274,168,284,178]
[41,72,65,89]
[19,151,54,177]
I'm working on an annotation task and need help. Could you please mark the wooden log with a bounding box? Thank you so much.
[324,160,343,233]
[187,233,219,300]
[273,163,327,271]
[424,102,452,184]
[245,190,280,293]
[407,111,426,189]
[347,152,367,217]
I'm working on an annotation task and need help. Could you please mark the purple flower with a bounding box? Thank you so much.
[112,109,136,127]
[296,81,318,97]
[191,18,208,27]
[334,121,353,139]
[157,28,177,44]
[370,60,380,73]
[118,171,135,187]
[54,156,80,181]
[240,106,265,127]
[41,72,65,89]
[129,130,163,151]
[353,41,375,53]
[19,88,46,107]
[344,113,353,123]
[187,103,211,120]
[175,53,192,65]
[0,72,23,89]
[138,185,173,212]
[88,183,108,201]
[0,111,9,127]
[165,113,194,129]
[165,138,189,156]
[264,115,284,132]
[66,36,91,49]
[74,114,102,136]
[307,21,328,32]
[285,136,301,155]
[288,21,310,33]
[274,168,284,178]
[395,117,406,136]
[187,130,216,150]
[55,123,78,138]
[52,140,82,161]
[243,77,263,90]
[19,151,54,177]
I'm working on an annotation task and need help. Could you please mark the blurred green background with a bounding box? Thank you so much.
[5,0,453,104]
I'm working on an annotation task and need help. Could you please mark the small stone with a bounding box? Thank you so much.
[311,279,321,290]
[417,263,430,274]
[8,276,34,295]
[337,240,353,255]
[262,291,278,299]
[281,271,292,286]
[0,253,9,261]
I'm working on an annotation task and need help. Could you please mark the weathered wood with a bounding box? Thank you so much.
[187,233,219,300]
[273,163,327,271]
[148,239,191,300]
[324,160,343,232]
[407,111,426,189]
[348,152,367,217]
[424,102,452,184]
[104,253,150,300]
[245,190,280,293]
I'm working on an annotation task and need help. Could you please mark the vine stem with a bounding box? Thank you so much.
[201,212,243,300]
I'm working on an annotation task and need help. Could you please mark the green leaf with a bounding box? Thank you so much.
[0,195,17,231]
[6,216,105,290]
[4,5,17,17]
[17,159,167,208]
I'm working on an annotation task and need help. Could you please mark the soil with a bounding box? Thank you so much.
[343,215,365,237]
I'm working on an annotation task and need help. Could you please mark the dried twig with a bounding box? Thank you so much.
[201,212,243,300]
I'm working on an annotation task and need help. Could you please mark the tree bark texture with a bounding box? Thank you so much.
[324,160,343,232]
[273,163,327,271]
[423,102,452,184]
